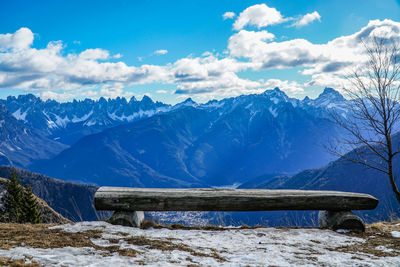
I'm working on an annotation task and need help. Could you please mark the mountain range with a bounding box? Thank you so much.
[1,94,169,145]
[23,88,347,187]
[0,87,350,187]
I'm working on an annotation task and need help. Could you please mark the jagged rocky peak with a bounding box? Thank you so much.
[141,95,154,104]
[317,87,345,101]
[183,97,196,104]
[17,93,36,100]
[174,97,198,109]
[263,87,290,103]
[129,96,137,103]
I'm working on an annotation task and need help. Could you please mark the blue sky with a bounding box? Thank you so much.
[0,0,399,103]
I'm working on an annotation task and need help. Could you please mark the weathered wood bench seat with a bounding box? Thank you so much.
[94,187,379,231]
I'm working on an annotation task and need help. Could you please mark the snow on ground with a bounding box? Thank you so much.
[392,231,400,238]
[0,221,399,266]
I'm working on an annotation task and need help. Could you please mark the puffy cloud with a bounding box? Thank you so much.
[171,52,303,98]
[292,11,321,27]
[0,27,34,51]
[38,83,135,101]
[229,19,400,73]
[172,54,253,82]
[233,4,285,30]
[0,28,171,92]
[228,30,275,62]
[171,53,261,98]
[38,90,77,102]
[99,83,124,98]
[227,19,400,91]
[222,12,236,20]
[79,48,110,60]
[229,30,327,70]
[263,79,304,94]
[156,89,168,94]
[154,49,168,55]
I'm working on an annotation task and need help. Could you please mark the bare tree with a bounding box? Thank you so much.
[329,37,400,204]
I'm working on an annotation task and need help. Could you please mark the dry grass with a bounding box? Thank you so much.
[0,223,138,258]
[0,222,226,262]
[0,257,40,267]
[329,219,400,257]
[124,235,226,261]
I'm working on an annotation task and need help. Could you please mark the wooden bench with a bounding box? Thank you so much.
[94,187,379,231]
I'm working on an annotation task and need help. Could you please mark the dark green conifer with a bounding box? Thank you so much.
[2,169,23,222]
[22,184,42,224]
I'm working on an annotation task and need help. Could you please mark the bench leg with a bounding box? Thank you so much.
[318,210,365,232]
[108,211,145,227]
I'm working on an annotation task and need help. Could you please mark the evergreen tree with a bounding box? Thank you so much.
[1,169,23,222]
[22,184,42,224]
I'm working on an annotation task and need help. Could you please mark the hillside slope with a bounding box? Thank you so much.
[0,166,99,222]
[0,178,70,224]
[258,134,400,222]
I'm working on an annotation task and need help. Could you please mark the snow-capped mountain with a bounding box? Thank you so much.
[31,87,351,187]
[0,103,67,167]
[1,94,170,144]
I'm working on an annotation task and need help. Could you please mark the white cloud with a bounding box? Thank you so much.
[263,79,304,94]
[292,11,321,27]
[38,83,135,101]
[154,49,168,55]
[99,83,124,98]
[0,27,34,51]
[1,19,400,102]
[156,90,168,94]
[227,19,400,91]
[37,91,77,102]
[223,12,236,20]
[229,19,400,73]
[79,48,110,60]
[0,28,171,92]
[233,4,285,30]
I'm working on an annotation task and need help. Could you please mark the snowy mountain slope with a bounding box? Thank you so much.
[0,103,67,167]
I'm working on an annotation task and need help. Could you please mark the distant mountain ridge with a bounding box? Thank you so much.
[1,94,170,145]
[30,87,351,187]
